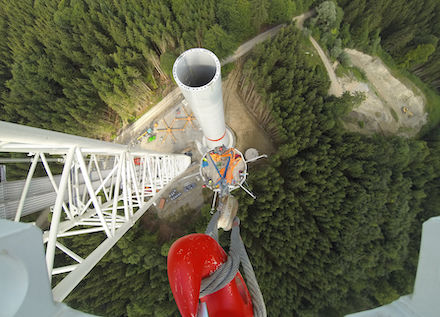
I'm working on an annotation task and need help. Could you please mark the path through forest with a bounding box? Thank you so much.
[221,25,284,65]
[121,10,423,144]
[293,11,344,97]
[309,37,343,96]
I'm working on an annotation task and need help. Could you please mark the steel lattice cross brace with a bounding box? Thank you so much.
[0,121,190,302]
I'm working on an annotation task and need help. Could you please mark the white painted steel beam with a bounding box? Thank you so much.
[173,48,231,149]
[51,187,170,302]
[46,147,75,279]
[0,121,126,154]
[0,166,115,220]
[14,153,40,221]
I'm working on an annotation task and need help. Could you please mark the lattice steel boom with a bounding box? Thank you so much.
[0,121,190,301]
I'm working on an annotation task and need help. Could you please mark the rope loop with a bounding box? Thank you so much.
[201,211,267,317]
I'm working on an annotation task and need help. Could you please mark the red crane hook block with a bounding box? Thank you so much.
[167,233,254,317]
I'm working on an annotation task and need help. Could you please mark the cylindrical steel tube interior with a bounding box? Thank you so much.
[174,51,218,88]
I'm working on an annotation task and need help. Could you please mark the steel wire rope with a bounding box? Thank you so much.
[200,211,267,317]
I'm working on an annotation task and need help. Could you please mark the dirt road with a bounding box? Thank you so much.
[292,10,314,29]
[221,25,285,65]
[309,37,343,96]
[294,10,343,97]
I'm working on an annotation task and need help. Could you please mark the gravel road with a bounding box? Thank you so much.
[294,10,343,97]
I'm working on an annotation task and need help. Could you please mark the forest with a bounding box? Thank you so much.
[302,0,440,94]
[1,0,439,135]
[0,0,308,137]
[2,0,440,316]
[234,25,440,315]
[336,0,440,92]
[64,24,440,317]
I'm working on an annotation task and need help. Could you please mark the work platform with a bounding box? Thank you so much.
[200,146,246,197]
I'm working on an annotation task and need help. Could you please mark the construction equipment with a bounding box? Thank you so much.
[401,106,414,117]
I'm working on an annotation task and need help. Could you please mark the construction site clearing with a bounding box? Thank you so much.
[201,146,246,196]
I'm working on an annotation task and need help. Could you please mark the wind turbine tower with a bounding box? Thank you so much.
[173,48,266,230]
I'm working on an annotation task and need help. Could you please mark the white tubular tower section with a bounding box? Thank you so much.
[0,121,190,302]
[173,48,230,149]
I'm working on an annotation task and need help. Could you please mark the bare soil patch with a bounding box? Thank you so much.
[341,49,427,137]
[223,67,276,155]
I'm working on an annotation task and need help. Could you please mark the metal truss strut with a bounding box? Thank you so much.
[0,121,190,301]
